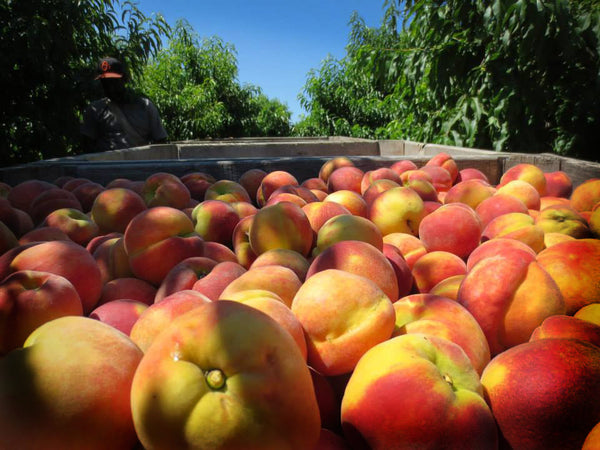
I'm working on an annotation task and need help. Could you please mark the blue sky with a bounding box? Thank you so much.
[132,1,387,122]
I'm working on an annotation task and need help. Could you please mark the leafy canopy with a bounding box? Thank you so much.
[295,0,600,161]
[134,20,292,141]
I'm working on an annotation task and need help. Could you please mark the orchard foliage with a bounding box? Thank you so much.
[134,21,292,141]
[295,0,600,161]
[0,0,169,166]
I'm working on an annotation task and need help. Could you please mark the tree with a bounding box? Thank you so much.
[134,20,292,141]
[0,0,168,167]
[296,0,600,161]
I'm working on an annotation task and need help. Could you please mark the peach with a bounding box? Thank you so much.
[496,179,541,210]
[0,270,83,355]
[362,178,402,207]
[2,240,103,314]
[301,176,329,192]
[268,184,319,204]
[458,252,565,356]
[71,181,105,212]
[418,203,482,258]
[314,214,383,256]
[0,197,30,237]
[85,231,122,254]
[382,232,427,270]
[129,290,211,352]
[584,422,600,450]
[539,195,570,210]
[0,221,18,255]
[389,159,418,177]
[92,235,133,284]
[369,186,426,236]
[180,172,215,201]
[327,166,364,194]
[202,240,238,263]
[219,264,302,307]
[237,168,267,203]
[106,178,135,189]
[228,294,308,360]
[429,274,465,301]
[324,189,368,217]
[399,168,433,185]
[392,293,491,374]
[292,269,395,376]
[570,178,600,213]
[302,201,352,234]
[313,189,329,201]
[466,237,536,271]
[250,248,310,282]
[154,256,218,303]
[0,316,143,449]
[191,260,247,301]
[382,243,414,299]
[30,188,83,224]
[231,214,257,269]
[11,207,34,238]
[7,179,54,215]
[341,334,497,449]
[319,156,355,183]
[249,201,314,257]
[425,152,459,182]
[256,170,299,206]
[41,207,100,246]
[204,178,251,204]
[543,231,576,248]
[411,251,468,293]
[308,240,399,302]
[98,277,157,306]
[0,181,9,198]
[481,338,600,450]
[89,299,148,336]
[537,238,600,314]
[590,204,600,238]
[457,167,490,183]
[131,301,320,449]
[402,178,438,202]
[360,167,401,194]
[312,188,330,201]
[535,203,590,238]
[544,170,573,198]
[420,165,453,192]
[475,193,529,228]
[191,199,240,246]
[265,191,307,207]
[62,177,93,192]
[443,179,496,209]
[141,172,191,209]
[229,200,257,218]
[575,303,600,326]
[481,212,546,253]
[90,188,147,234]
[530,314,600,347]
[123,206,205,286]
[499,163,547,196]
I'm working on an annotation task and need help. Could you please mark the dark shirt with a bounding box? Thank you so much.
[81,96,167,152]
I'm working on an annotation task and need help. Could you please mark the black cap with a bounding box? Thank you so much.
[96,57,125,79]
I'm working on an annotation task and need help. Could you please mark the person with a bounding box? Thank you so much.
[80,57,167,152]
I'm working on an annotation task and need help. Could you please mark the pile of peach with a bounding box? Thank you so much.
[1,153,600,449]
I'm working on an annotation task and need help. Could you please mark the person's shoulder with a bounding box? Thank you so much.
[85,97,110,113]
[137,96,157,107]
[136,96,160,112]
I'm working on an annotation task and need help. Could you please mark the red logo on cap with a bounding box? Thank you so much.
[101,60,110,72]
